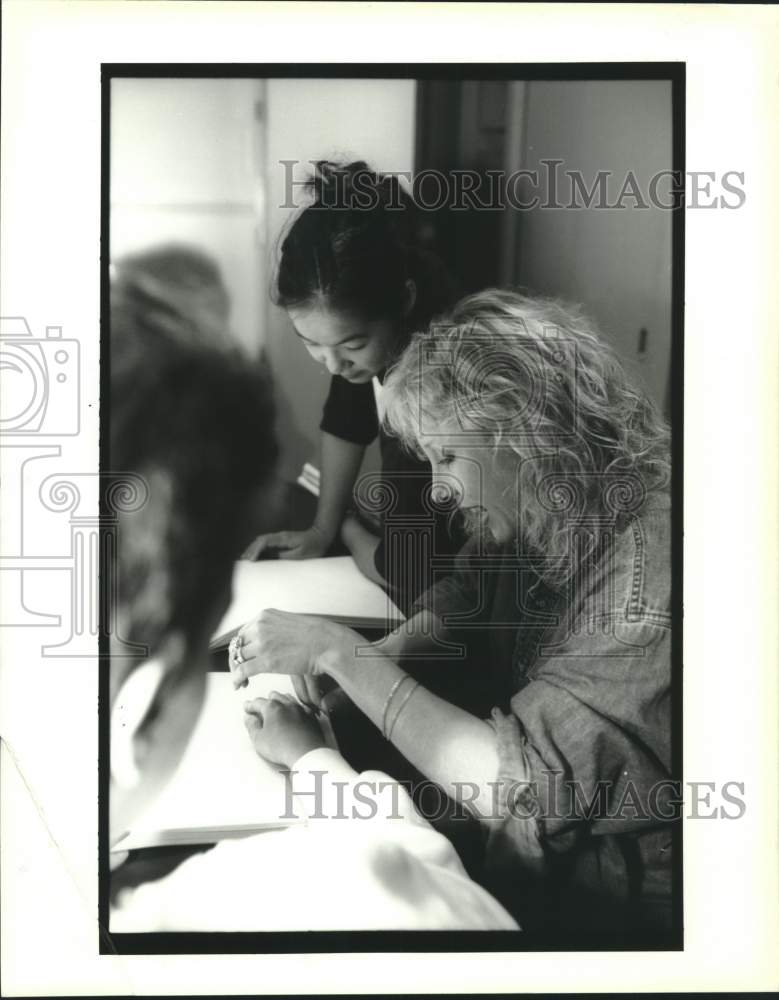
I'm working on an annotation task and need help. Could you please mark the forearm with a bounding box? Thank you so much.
[374,610,454,660]
[313,431,365,542]
[317,645,500,808]
[341,514,383,585]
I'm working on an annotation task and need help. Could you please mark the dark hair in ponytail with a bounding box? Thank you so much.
[274,160,421,323]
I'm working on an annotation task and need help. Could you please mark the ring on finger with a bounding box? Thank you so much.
[229,635,245,666]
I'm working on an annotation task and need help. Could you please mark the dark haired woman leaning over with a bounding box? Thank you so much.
[243,160,462,618]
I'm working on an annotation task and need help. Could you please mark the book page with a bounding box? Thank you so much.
[213,556,404,643]
[115,673,311,850]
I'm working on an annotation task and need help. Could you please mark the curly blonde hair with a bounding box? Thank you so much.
[382,289,671,587]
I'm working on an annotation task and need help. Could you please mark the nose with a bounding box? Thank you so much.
[321,348,348,376]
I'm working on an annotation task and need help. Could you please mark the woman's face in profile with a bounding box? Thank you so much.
[418,431,517,543]
[287,305,399,383]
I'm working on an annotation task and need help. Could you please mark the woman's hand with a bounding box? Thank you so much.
[228,609,361,688]
[241,525,333,561]
[243,692,326,768]
[290,674,332,712]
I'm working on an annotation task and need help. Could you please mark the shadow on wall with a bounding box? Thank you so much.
[514,80,673,415]
[414,78,673,417]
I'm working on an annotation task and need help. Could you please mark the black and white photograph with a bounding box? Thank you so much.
[104,67,682,948]
[2,2,777,995]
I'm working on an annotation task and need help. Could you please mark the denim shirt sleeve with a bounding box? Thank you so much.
[487,506,673,865]
[499,623,672,852]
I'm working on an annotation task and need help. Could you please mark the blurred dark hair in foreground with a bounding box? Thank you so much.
[110,245,277,667]
[111,243,232,350]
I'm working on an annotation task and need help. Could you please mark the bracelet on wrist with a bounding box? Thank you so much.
[381,674,416,740]
[311,521,335,544]
[385,680,420,743]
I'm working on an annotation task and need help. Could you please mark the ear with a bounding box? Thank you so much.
[403,279,417,318]
[110,632,186,789]
[110,657,167,789]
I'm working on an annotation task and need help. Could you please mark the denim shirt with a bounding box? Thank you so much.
[412,492,675,930]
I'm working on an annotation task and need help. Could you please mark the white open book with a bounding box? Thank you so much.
[115,558,402,851]
[113,672,336,851]
[210,556,404,650]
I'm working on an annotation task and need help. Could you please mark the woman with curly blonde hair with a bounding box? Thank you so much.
[231,289,675,935]
[383,288,670,584]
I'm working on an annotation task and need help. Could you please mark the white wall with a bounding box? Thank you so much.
[514,81,673,412]
[264,78,417,478]
[111,77,416,480]
[110,78,266,356]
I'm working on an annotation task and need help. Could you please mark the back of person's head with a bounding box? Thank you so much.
[110,280,276,668]
[109,275,277,841]
[274,159,453,329]
[112,243,231,350]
